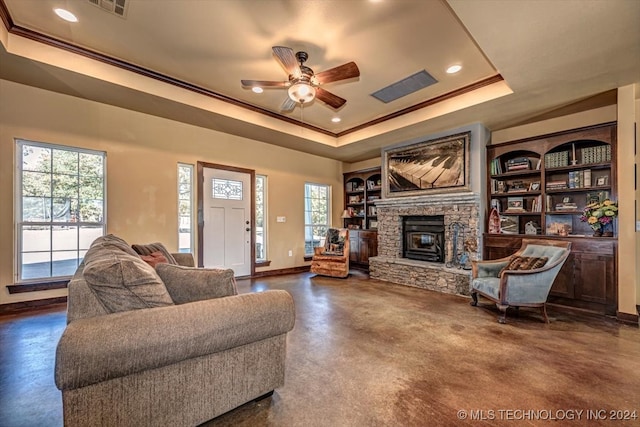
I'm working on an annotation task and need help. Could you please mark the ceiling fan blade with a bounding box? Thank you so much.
[315,62,360,85]
[280,97,297,112]
[272,46,301,77]
[241,79,289,88]
[315,87,346,109]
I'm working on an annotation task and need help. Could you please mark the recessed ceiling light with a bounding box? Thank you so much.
[446,64,462,74]
[331,117,341,123]
[54,8,78,22]
[252,87,263,94]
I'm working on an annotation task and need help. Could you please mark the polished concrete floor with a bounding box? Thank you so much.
[1,272,639,426]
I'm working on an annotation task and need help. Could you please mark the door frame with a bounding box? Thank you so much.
[197,161,255,276]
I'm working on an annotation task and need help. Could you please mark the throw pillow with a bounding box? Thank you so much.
[323,228,347,255]
[140,251,169,268]
[500,256,549,276]
[155,264,238,304]
[83,235,174,313]
[131,242,178,265]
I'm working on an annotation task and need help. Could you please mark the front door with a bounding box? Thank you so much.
[200,165,253,277]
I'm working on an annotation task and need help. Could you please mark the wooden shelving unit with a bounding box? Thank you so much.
[484,122,618,315]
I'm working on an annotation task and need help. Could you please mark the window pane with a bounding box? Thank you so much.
[52,251,80,277]
[79,153,103,177]
[21,252,52,280]
[79,199,104,222]
[213,178,243,200]
[22,225,51,252]
[22,171,51,197]
[79,176,103,199]
[304,183,330,255]
[178,164,193,254]
[52,173,78,199]
[22,197,52,222]
[79,226,103,249]
[52,226,78,250]
[22,146,51,173]
[52,149,78,175]
[255,175,266,261]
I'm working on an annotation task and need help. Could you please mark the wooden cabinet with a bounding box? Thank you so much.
[483,234,617,315]
[484,122,618,316]
[344,167,380,269]
[349,230,378,268]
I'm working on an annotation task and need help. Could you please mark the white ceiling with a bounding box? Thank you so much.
[1,0,638,162]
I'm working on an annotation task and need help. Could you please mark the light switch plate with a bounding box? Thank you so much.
[277,216,286,223]
[636,221,640,231]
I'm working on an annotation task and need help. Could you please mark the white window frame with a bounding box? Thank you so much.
[304,182,331,256]
[15,139,106,283]
[178,163,194,254]
[256,174,267,262]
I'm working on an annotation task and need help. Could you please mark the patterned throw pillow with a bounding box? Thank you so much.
[131,242,178,265]
[500,256,548,276]
[323,228,347,255]
[139,251,169,268]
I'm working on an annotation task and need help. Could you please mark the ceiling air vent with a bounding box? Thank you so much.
[371,70,438,103]
[88,0,128,18]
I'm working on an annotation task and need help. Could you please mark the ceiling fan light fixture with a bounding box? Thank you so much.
[288,82,316,104]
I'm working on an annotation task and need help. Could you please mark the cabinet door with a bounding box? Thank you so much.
[549,253,576,299]
[349,233,359,263]
[574,253,615,305]
[358,231,378,264]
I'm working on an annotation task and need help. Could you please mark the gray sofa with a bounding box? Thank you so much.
[55,235,295,426]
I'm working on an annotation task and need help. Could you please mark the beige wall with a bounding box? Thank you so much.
[492,101,638,318]
[0,80,344,305]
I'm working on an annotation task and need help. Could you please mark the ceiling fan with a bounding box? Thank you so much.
[241,46,360,111]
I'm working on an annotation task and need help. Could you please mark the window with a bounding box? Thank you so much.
[16,140,106,282]
[212,178,243,200]
[256,175,267,262]
[304,183,330,256]
[178,164,194,253]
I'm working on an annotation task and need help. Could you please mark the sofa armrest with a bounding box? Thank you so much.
[55,290,295,391]
[171,252,195,267]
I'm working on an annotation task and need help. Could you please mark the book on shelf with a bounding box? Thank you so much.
[506,157,531,171]
[530,195,543,212]
[580,145,611,164]
[490,159,503,175]
[546,180,568,190]
[544,151,569,168]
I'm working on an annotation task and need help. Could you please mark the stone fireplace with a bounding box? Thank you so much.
[369,192,481,296]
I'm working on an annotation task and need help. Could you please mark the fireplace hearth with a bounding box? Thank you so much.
[403,215,444,262]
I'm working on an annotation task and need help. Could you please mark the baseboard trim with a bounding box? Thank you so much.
[616,310,639,326]
[252,266,310,278]
[0,296,67,315]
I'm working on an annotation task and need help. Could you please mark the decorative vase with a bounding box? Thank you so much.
[601,222,614,237]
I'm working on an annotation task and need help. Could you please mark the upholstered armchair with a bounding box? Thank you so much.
[470,239,572,324]
[310,228,350,278]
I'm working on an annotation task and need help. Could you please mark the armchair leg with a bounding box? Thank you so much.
[470,292,478,306]
[541,304,550,324]
[496,304,509,324]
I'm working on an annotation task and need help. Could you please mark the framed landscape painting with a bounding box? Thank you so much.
[382,132,470,198]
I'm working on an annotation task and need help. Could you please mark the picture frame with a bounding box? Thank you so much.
[529,181,540,191]
[596,175,608,186]
[382,132,470,198]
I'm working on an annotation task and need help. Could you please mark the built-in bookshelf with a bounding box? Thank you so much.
[484,122,618,316]
[344,168,381,230]
[487,124,615,237]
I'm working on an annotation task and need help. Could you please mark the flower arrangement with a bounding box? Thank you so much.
[579,199,618,231]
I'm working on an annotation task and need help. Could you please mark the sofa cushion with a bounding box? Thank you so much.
[500,256,548,276]
[132,242,178,265]
[83,235,174,313]
[323,228,347,255]
[156,264,237,304]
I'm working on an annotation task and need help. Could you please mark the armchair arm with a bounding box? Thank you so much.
[472,259,510,278]
[55,290,295,391]
[171,252,195,267]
